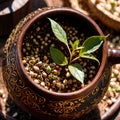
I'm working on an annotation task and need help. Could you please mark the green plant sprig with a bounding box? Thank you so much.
[48,18,107,84]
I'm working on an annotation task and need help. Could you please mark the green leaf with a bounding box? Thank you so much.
[70,40,80,50]
[110,2,115,9]
[68,63,84,84]
[80,53,100,64]
[48,18,68,46]
[50,47,68,66]
[80,36,106,55]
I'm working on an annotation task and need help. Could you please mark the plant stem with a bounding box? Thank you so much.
[67,44,80,64]
[66,44,72,63]
[71,56,80,63]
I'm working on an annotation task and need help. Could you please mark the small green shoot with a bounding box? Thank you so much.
[110,2,116,10]
[48,18,107,84]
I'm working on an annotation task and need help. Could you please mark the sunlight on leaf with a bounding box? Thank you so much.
[80,53,100,64]
[68,63,84,84]
[80,36,106,55]
[48,18,68,46]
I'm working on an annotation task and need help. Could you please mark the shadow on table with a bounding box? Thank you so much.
[76,107,101,120]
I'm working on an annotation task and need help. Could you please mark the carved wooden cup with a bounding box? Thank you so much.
[2,7,120,120]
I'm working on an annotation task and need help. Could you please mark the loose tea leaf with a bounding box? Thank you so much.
[45,66,52,74]
[108,86,120,92]
[50,47,68,66]
[68,63,84,84]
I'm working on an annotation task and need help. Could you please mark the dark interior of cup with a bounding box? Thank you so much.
[26,8,103,37]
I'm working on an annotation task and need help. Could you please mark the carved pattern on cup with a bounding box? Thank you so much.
[3,53,110,115]
[3,43,46,110]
